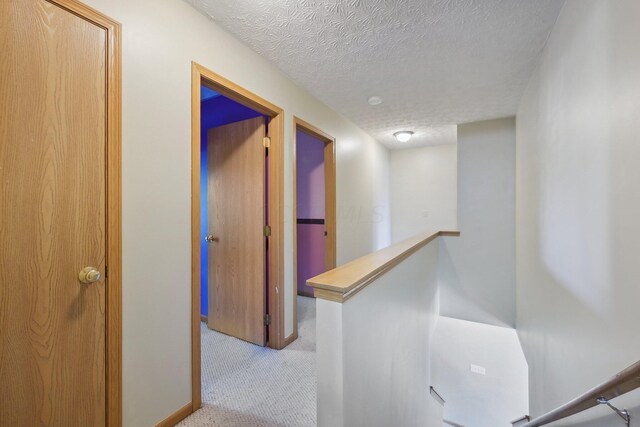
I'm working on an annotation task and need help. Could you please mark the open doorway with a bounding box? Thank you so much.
[292,117,336,341]
[199,87,267,345]
[190,63,285,411]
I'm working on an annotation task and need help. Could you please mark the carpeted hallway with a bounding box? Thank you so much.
[178,296,316,427]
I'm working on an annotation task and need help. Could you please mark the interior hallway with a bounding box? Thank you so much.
[179,296,316,426]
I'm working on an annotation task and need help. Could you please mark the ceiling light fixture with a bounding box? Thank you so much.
[394,131,414,143]
[368,96,383,106]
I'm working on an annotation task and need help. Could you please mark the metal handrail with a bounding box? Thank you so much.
[430,386,445,406]
[514,360,640,427]
[596,397,630,427]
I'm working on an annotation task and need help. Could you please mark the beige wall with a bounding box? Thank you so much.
[390,143,458,243]
[516,0,640,422]
[79,0,390,424]
[439,118,516,328]
[316,240,442,427]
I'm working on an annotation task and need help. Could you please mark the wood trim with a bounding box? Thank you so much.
[313,288,346,303]
[294,116,335,142]
[521,360,640,427]
[324,135,337,271]
[292,116,337,344]
[283,333,297,347]
[194,63,282,116]
[154,402,193,427]
[104,13,122,427]
[267,114,286,350]
[190,63,202,412]
[48,1,122,425]
[191,62,287,411]
[308,231,460,303]
[291,120,299,349]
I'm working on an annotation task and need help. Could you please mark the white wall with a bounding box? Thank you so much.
[431,316,528,427]
[516,0,640,422]
[390,143,458,242]
[426,394,444,427]
[317,240,441,427]
[439,117,516,328]
[77,0,390,424]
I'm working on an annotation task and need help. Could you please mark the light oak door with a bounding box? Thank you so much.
[0,0,109,425]
[207,117,267,346]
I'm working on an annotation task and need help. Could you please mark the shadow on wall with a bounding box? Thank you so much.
[438,238,513,328]
[516,0,640,418]
[436,118,516,329]
[516,250,636,418]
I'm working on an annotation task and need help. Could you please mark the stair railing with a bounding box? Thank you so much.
[512,360,640,427]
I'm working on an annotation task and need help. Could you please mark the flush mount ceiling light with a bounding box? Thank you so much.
[393,131,414,143]
[368,96,383,106]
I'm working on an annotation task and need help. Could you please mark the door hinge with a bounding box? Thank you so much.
[105,265,108,278]
[264,314,272,326]
[264,225,271,237]
[263,137,271,148]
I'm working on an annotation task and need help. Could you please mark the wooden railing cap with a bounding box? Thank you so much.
[307,230,460,303]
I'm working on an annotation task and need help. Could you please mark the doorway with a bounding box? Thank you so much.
[292,117,336,341]
[0,0,121,425]
[199,87,267,346]
[191,63,285,410]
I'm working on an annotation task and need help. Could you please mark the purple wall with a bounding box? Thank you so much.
[297,223,325,296]
[296,130,326,296]
[296,131,325,219]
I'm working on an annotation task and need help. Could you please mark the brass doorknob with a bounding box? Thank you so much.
[79,267,101,284]
[205,235,219,243]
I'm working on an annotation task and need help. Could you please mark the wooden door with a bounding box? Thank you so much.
[207,117,266,346]
[0,0,110,425]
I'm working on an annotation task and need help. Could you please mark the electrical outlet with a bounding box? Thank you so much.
[470,364,486,375]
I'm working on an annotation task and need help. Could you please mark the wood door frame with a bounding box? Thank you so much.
[191,62,286,412]
[291,116,337,344]
[28,1,122,425]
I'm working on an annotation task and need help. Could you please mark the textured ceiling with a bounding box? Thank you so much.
[186,0,564,149]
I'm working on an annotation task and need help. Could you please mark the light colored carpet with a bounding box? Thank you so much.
[178,296,316,427]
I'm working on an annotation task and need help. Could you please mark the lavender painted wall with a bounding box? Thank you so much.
[296,131,325,219]
[297,223,326,295]
[296,130,326,295]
